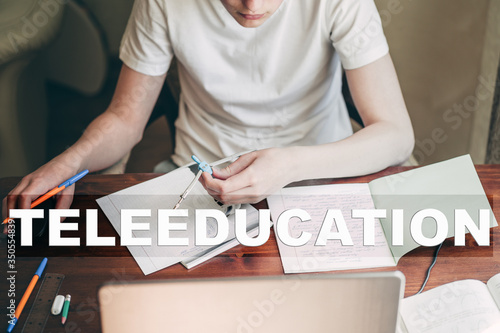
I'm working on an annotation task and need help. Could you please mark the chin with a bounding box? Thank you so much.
[239,22,261,28]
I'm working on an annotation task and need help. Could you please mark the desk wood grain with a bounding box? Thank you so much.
[1,165,499,332]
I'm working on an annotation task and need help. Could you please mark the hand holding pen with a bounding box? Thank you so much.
[172,151,254,210]
[3,170,89,225]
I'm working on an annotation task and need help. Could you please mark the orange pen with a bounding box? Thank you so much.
[7,258,48,333]
[3,170,89,224]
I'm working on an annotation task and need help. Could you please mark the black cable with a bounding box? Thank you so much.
[415,242,443,295]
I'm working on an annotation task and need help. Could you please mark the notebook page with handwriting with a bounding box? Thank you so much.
[267,183,395,274]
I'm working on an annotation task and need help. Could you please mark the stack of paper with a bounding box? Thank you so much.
[97,167,260,275]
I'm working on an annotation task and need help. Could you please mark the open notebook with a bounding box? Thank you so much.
[99,271,405,333]
[267,155,497,273]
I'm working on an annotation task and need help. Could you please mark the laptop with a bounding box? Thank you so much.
[98,271,405,333]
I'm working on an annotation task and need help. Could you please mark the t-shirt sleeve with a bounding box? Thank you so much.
[119,0,173,76]
[327,0,389,70]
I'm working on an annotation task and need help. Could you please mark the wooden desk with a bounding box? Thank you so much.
[1,165,499,332]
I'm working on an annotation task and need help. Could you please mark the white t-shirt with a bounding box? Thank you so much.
[120,0,389,166]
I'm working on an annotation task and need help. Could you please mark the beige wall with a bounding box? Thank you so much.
[375,0,499,165]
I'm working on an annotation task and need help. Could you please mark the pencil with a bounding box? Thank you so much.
[7,258,48,333]
[61,294,71,325]
[2,170,89,224]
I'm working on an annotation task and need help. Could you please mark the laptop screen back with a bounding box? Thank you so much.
[99,271,404,333]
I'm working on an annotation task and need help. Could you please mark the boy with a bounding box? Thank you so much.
[3,0,413,217]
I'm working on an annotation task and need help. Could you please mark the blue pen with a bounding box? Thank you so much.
[7,258,48,333]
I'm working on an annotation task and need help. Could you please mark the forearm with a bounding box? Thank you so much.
[287,120,414,183]
[50,65,166,174]
[200,54,415,205]
[52,109,144,174]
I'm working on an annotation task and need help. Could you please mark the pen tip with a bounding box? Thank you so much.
[62,318,66,325]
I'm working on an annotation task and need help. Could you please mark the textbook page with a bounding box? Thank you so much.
[97,167,256,275]
[487,273,500,309]
[267,183,395,274]
[368,155,497,262]
[399,279,500,333]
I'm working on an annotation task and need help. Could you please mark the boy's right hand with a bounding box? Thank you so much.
[2,161,77,234]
